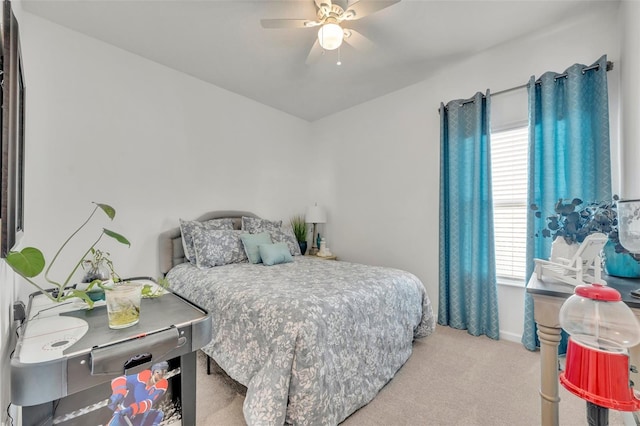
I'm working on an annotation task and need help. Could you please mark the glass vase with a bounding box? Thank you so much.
[82,260,111,283]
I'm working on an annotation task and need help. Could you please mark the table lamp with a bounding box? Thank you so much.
[305,203,326,255]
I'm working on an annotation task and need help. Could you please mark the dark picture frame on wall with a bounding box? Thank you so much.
[1,0,25,257]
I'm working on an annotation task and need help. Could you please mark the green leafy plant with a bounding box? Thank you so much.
[141,277,170,298]
[290,214,307,243]
[531,195,638,258]
[5,202,130,307]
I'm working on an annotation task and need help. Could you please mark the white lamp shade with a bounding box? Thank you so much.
[305,204,327,224]
[318,23,344,50]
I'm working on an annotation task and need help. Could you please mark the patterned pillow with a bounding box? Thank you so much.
[241,216,301,256]
[259,242,293,266]
[242,216,282,233]
[191,228,247,268]
[279,224,302,256]
[180,218,234,264]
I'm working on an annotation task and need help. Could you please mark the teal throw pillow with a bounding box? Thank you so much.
[240,232,272,264]
[259,242,294,266]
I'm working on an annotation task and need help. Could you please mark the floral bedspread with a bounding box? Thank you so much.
[167,256,435,425]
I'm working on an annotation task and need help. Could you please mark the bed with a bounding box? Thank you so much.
[159,211,435,425]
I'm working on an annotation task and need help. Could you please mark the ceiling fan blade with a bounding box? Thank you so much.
[343,29,375,51]
[305,40,323,65]
[261,19,320,29]
[342,0,400,20]
[314,0,333,16]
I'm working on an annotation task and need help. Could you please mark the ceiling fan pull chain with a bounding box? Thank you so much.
[337,46,342,66]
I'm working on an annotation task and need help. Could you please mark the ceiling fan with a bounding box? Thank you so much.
[261,0,400,64]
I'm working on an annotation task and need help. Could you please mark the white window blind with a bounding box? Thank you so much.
[491,126,528,282]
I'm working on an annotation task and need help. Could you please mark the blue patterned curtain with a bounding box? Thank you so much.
[439,91,500,339]
[522,55,612,351]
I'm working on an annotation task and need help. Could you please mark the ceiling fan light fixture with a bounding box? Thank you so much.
[318,23,344,50]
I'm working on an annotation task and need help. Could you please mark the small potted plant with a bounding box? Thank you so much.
[290,214,308,255]
[5,202,131,307]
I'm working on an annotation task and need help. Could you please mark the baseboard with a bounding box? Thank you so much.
[499,330,522,344]
[434,317,524,345]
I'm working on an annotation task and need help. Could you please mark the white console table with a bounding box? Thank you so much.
[526,274,640,426]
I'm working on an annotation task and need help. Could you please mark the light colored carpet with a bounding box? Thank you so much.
[195,325,629,425]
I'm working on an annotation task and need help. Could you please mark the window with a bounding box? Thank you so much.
[491,125,528,282]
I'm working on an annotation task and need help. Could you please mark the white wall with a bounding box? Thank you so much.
[310,3,622,342]
[620,0,640,200]
[15,10,312,299]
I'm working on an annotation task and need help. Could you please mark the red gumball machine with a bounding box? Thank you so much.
[559,283,640,425]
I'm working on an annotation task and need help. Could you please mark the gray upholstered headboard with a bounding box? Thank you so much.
[158,210,260,276]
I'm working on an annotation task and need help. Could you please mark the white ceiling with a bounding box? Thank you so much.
[22,0,618,121]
